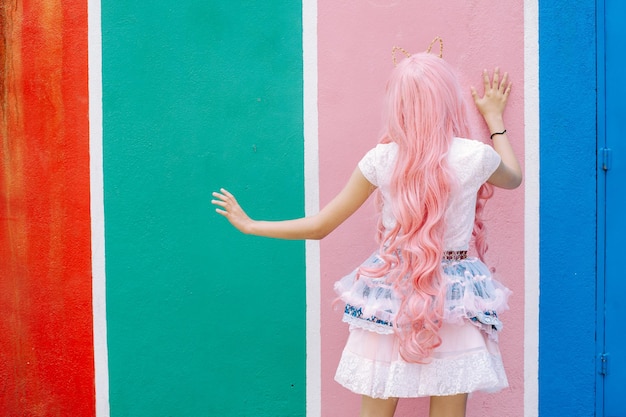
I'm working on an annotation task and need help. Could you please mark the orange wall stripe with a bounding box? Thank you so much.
[0,0,95,414]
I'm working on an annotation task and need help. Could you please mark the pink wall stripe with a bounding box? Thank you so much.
[315,2,527,416]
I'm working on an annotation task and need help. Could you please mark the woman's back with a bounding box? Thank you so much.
[358,137,500,252]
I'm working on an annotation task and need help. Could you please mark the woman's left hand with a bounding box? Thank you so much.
[470,67,511,123]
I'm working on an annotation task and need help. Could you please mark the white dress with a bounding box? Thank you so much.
[334,138,511,398]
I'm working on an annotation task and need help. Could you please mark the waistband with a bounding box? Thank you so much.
[442,250,468,261]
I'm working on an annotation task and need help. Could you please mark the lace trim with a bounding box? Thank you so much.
[343,309,502,338]
[336,254,511,341]
[342,315,395,335]
[335,347,508,399]
[343,303,394,326]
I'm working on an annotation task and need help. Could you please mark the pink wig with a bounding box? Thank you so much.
[363,53,491,362]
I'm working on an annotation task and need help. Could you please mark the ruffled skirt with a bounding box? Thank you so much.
[333,252,511,399]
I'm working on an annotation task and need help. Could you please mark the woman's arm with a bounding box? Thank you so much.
[471,68,523,189]
[212,166,376,240]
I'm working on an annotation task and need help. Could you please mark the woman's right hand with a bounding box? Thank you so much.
[212,188,254,234]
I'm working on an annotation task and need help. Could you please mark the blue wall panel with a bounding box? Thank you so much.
[539,1,597,416]
[602,0,626,414]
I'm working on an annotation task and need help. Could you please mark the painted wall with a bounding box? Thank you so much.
[0,0,605,416]
[316,2,525,416]
[0,1,95,415]
[538,1,598,416]
[101,1,305,416]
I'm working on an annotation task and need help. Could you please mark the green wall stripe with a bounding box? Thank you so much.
[102,2,305,415]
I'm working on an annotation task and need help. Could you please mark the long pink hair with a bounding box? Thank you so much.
[362,53,492,362]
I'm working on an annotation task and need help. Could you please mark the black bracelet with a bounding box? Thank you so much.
[490,129,507,140]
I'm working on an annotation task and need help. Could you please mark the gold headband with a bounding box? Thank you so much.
[427,36,444,58]
[392,36,444,66]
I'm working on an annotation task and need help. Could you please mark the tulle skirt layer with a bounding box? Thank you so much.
[333,252,511,398]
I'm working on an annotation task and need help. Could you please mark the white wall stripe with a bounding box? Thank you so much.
[524,1,540,416]
[88,0,110,415]
[303,0,321,415]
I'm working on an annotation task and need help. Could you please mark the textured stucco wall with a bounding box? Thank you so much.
[316,1,526,416]
[101,2,305,416]
[539,1,598,416]
[0,1,95,415]
[2,0,607,415]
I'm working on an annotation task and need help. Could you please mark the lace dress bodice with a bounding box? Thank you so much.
[357,138,501,251]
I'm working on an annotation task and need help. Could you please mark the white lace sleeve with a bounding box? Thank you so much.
[479,144,502,183]
[358,147,379,186]
[462,141,502,186]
